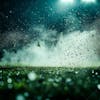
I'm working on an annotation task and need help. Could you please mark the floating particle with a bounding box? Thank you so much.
[16,72,20,76]
[9,10,12,14]
[66,78,72,83]
[16,94,25,100]
[24,92,29,97]
[95,72,98,75]
[28,71,37,81]
[48,78,54,82]
[75,71,78,74]
[7,78,12,84]
[92,70,94,74]
[97,84,100,90]
[8,84,13,89]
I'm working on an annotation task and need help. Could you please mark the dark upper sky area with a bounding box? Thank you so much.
[0,0,100,32]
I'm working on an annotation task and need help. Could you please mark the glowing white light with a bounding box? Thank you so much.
[82,0,96,3]
[57,0,74,12]
[60,0,74,4]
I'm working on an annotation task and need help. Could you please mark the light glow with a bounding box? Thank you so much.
[82,0,96,3]
[60,0,74,4]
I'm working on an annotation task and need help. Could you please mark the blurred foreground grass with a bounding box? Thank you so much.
[0,67,100,100]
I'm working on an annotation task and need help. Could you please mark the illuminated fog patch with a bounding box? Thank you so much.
[1,27,100,67]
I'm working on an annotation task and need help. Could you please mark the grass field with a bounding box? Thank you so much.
[0,67,100,100]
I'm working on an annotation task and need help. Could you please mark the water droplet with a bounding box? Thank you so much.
[7,78,12,84]
[16,94,25,100]
[28,71,37,81]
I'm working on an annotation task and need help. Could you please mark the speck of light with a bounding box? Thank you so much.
[97,84,100,90]
[16,94,25,100]
[28,71,37,81]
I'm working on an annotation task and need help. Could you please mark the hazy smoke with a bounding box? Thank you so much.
[0,25,100,67]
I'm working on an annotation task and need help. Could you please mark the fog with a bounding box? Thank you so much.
[1,24,100,67]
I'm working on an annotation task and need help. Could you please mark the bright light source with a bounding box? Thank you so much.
[57,0,75,13]
[60,0,74,4]
[57,0,74,13]
[82,0,96,3]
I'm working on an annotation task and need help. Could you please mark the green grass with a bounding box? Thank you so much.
[0,67,100,100]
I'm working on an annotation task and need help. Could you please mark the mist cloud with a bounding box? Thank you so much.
[1,25,100,67]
